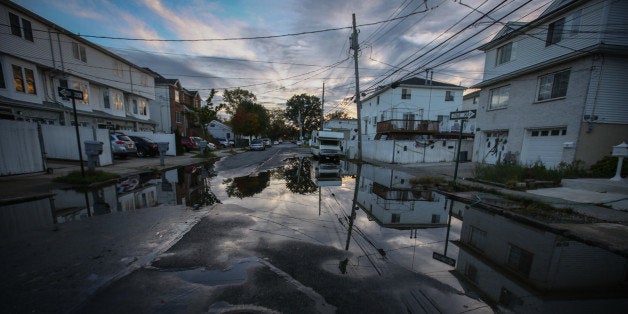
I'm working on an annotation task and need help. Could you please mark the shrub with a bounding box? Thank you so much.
[589,156,627,178]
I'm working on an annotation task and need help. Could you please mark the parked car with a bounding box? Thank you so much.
[128,136,158,157]
[262,138,271,147]
[191,137,216,150]
[181,136,197,152]
[296,140,304,146]
[250,139,265,151]
[110,133,137,158]
[273,140,279,145]
[218,138,235,148]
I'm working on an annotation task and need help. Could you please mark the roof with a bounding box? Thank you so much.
[478,0,586,51]
[463,90,480,100]
[363,76,466,102]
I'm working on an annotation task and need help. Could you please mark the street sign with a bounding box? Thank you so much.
[433,252,456,266]
[58,87,84,100]
[449,109,476,120]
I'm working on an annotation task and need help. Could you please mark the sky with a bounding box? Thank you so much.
[14,0,553,117]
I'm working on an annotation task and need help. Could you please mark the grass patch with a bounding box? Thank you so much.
[53,170,120,185]
[473,161,590,186]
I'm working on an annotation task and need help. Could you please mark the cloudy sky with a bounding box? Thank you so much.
[15,0,552,116]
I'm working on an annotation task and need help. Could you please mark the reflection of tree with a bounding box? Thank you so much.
[283,157,317,194]
[225,171,271,198]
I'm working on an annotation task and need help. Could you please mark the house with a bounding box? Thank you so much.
[471,0,628,167]
[360,76,467,141]
[0,1,156,131]
[148,72,187,134]
[454,205,628,312]
[206,119,233,141]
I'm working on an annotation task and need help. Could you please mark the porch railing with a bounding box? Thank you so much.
[376,120,439,133]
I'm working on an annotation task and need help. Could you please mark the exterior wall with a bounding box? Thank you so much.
[602,0,628,46]
[473,57,592,165]
[0,55,45,104]
[584,55,628,125]
[41,124,112,165]
[462,92,480,134]
[361,139,473,164]
[481,0,610,81]
[575,123,628,165]
[0,6,55,69]
[361,86,464,140]
[150,86,171,133]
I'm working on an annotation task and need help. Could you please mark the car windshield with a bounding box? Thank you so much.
[118,135,132,141]
[252,140,262,144]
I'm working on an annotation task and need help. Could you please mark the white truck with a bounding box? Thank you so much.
[310,130,344,162]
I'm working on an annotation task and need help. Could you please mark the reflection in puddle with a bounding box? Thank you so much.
[0,161,219,239]
[175,257,259,286]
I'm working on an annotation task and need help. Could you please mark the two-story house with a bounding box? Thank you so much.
[0,1,156,131]
[360,76,466,141]
[471,0,628,167]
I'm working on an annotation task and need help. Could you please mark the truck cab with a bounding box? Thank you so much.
[310,130,344,162]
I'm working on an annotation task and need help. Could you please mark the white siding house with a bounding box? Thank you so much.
[0,1,156,131]
[360,77,466,141]
[472,0,628,167]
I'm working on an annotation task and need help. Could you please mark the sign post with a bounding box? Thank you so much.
[58,87,86,176]
[449,110,476,182]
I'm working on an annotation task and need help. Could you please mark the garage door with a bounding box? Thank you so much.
[522,128,567,168]
[479,131,509,164]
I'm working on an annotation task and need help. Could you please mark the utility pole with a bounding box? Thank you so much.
[298,109,303,141]
[321,82,325,130]
[351,13,363,161]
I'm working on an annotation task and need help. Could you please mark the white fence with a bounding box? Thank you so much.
[0,120,45,175]
[345,139,474,164]
[41,125,112,166]
[1,120,177,176]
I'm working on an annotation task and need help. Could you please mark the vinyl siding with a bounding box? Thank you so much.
[587,56,628,124]
[603,0,628,45]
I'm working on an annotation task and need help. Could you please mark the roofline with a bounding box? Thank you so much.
[478,0,592,51]
[363,81,466,103]
[4,0,154,76]
[471,44,626,88]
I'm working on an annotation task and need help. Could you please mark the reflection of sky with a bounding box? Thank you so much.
[210,168,463,288]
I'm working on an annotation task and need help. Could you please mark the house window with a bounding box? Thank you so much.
[24,68,36,94]
[401,88,411,99]
[72,43,87,62]
[507,244,533,277]
[72,81,88,104]
[546,10,581,46]
[140,74,149,87]
[175,111,182,123]
[114,61,124,78]
[489,85,510,109]
[139,99,147,115]
[12,65,36,94]
[0,63,5,88]
[373,117,377,125]
[103,90,110,109]
[132,99,138,114]
[391,213,400,223]
[445,90,454,101]
[537,69,570,101]
[496,42,512,65]
[431,215,440,223]
[9,12,33,41]
[113,92,124,110]
[469,226,487,252]
[376,96,380,105]
[174,90,180,103]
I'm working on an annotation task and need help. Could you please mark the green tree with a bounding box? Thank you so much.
[221,88,257,115]
[325,109,350,120]
[230,100,269,137]
[267,108,289,140]
[285,94,322,136]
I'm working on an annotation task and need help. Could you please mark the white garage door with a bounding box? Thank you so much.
[522,128,567,168]
[479,131,509,164]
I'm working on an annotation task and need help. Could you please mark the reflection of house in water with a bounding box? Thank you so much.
[355,164,449,228]
[454,206,628,312]
[0,195,55,239]
[155,164,209,206]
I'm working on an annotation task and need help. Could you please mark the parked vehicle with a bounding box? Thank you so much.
[128,136,158,157]
[181,136,197,152]
[273,140,279,145]
[310,130,343,162]
[218,138,234,148]
[110,133,137,158]
[250,139,265,151]
[191,137,215,150]
[262,138,271,147]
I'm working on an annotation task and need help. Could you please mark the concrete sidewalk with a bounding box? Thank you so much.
[0,149,239,203]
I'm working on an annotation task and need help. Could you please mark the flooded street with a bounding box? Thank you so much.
[2,149,626,313]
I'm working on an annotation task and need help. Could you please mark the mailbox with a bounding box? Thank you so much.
[612,142,628,157]
[84,141,103,156]
[157,142,170,153]
[199,140,208,150]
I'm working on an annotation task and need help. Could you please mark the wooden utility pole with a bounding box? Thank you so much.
[351,13,363,161]
[321,82,325,129]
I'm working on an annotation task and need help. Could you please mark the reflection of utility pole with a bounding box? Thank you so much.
[345,164,362,250]
[321,82,325,130]
[298,109,303,140]
[351,14,363,161]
